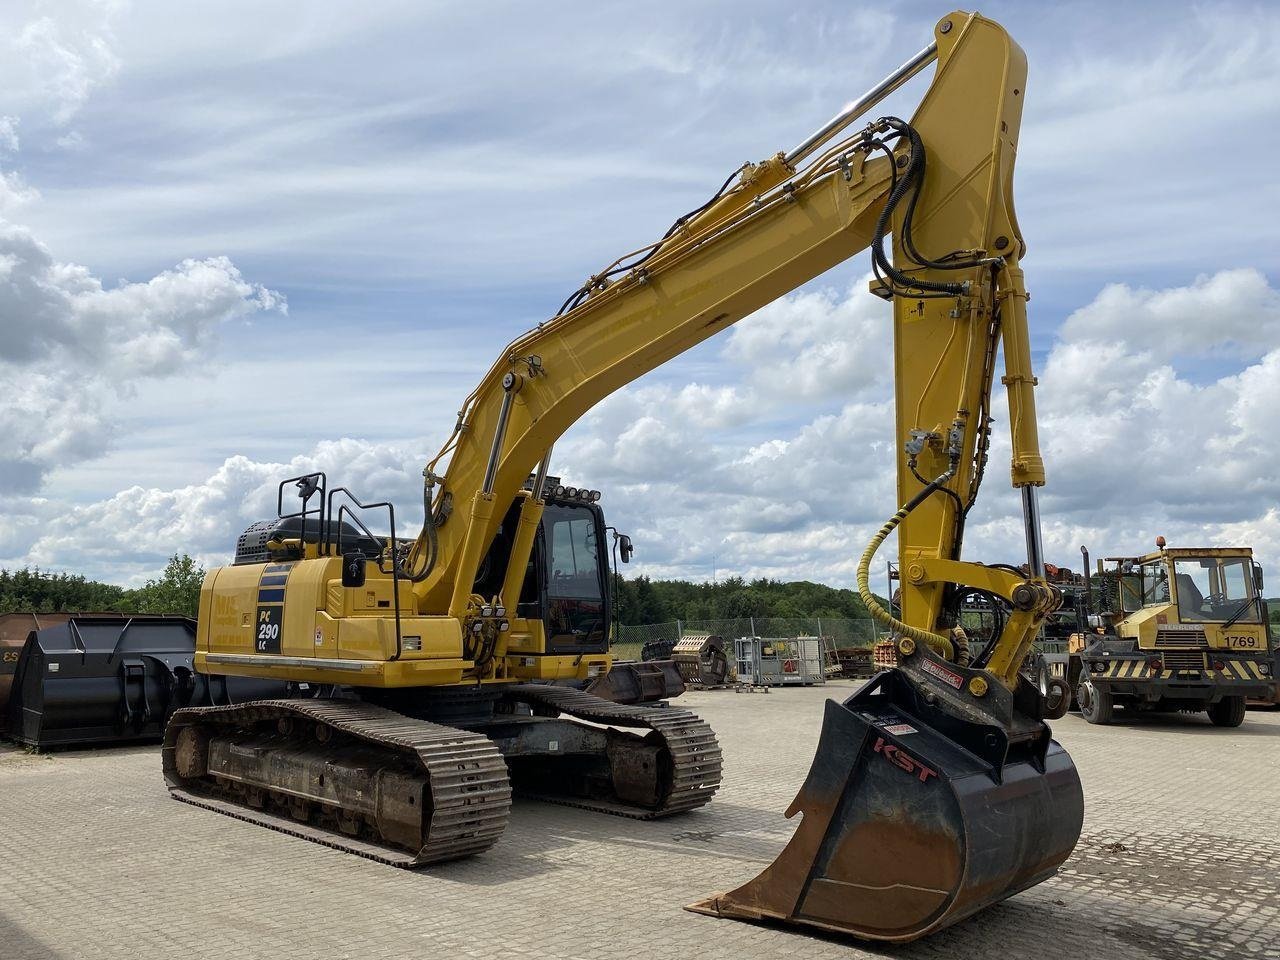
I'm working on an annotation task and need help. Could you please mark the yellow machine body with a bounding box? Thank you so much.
[1070,545,1274,724]
[1114,547,1269,654]
[195,554,608,688]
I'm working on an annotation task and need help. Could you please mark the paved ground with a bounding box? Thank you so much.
[2,682,1278,960]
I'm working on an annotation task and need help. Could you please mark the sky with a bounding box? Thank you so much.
[1,0,1279,592]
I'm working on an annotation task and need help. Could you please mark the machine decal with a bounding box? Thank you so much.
[872,737,937,783]
[255,607,282,653]
[920,659,964,689]
[254,563,293,653]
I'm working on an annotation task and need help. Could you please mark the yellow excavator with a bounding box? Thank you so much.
[163,10,1082,942]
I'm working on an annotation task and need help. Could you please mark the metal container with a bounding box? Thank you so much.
[734,637,826,686]
[0,613,74,733]
[7,616,292,749]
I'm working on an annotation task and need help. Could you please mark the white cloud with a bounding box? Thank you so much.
[15,7,121,126]
[956,270,1280,574]
[0,170,38,213]
[22,438,427,583]
[1058,269,1280,363]
[0,116,19,153]
[0,220,285,493]
[723,281,890,400]
[12,269,1280,592]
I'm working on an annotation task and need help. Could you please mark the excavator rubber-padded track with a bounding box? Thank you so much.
[688,669,1083,942]
[163,699,512,866]
[6,616,290,749]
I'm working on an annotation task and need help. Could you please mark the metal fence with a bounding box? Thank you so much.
[612,617,888,662]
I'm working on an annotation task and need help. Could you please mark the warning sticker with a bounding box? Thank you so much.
[882,723,918,736]
[921,659,965,689]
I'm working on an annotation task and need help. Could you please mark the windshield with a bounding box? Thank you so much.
[542,503,606,649]
[1173,556,1259,623]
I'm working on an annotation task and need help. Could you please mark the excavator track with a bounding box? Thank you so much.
[501,684,722,818]
[163,699,512,867]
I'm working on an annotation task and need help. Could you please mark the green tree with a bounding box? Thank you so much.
[0,567,126,613]
[126,554,206,618]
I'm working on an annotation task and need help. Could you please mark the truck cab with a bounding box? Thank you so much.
[1074,544,1273,726]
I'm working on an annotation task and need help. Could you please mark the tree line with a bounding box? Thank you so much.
[612,574,877,625]
[0,555,206,619]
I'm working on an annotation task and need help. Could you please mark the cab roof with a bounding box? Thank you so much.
[1105,546,1254,564]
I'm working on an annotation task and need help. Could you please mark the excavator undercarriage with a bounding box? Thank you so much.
[165,685,721,866]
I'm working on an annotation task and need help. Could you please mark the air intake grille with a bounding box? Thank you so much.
[1161,649,1206,671]
[1155,628,1208,649]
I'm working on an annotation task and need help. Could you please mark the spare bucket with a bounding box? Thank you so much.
[6,616,292,749]
[688,668,1082,942]
[0,613,75,734]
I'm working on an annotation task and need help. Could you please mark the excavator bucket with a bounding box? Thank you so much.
[688,668,1083,942]
[7,616,292,749]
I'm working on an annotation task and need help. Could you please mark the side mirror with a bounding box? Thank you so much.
[618,534,633,563]
[1255,563,1265,592]
[342,551,367,588]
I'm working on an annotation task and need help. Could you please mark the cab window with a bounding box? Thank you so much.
[1174,557,1259,623]
[1141,562,1169,606]
[542,504,606,650]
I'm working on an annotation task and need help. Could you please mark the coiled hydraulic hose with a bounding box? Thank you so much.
[857,469,957,659]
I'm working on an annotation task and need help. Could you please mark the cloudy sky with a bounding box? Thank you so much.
[2,0,1278,593]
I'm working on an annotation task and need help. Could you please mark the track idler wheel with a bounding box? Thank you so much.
[172,726,209,779]
[688,670,1083,942]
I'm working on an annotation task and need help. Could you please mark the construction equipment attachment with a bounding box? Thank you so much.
[689,659,1083,941]
[0,612,74,734]
[672,633,730,687]
[581,658,686,704]
[7,616,291,749]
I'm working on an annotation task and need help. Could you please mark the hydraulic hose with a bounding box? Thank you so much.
[857,469,957,658]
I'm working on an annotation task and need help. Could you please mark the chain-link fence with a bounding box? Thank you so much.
[612,617,888,661]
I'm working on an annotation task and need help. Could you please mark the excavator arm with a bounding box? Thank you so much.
[413,10,1052,697]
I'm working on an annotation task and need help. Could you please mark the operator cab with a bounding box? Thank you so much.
[1117,547,1264,625]
[472,477,628,655]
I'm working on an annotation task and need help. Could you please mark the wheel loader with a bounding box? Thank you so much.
[165,10,1083,942]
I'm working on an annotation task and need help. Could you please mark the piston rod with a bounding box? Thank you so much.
[1021,485,1046,580]
[482,373,521,496]
[785,42,938,166]
[530,446,553,501]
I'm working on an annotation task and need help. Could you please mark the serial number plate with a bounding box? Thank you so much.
[1225,636,1259,648]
